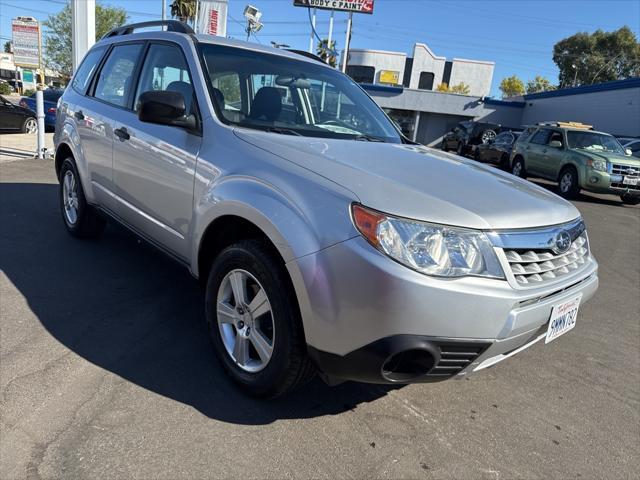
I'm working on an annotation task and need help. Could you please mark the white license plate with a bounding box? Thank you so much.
[623,176,639,186]
[545,294,582,344]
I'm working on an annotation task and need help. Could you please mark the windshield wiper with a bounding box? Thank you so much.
[265,127,302,136]
[353,134,385,142]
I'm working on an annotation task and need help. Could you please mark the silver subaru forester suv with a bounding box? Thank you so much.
[54,21,598,397]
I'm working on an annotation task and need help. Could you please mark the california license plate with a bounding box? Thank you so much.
[623,176,639,186]
[545,294,582,344]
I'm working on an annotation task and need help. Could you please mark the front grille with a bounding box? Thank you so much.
[611,164,640,175]
[504,232,589,285]
[611,163,640,191]
[427,342,489,379]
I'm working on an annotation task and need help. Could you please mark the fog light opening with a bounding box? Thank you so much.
[382,349,435,382]
[590,176,599,184]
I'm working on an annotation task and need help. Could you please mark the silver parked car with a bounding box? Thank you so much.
[54,21,598,398]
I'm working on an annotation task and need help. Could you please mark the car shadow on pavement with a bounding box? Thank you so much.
[1,182,399,424]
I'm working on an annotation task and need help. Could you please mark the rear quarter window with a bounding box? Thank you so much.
[72,46,107,94]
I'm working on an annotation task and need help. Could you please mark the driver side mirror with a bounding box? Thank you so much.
[137,90,196,130]
[625,148,632,156]
[549,140,563,148]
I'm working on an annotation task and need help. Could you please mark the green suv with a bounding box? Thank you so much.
[510,122,640,205]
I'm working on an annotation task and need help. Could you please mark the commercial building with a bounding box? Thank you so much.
[345,43,495,97]
[361,78,640,146]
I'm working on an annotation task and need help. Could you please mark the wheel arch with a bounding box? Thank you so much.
[55,142,74,180]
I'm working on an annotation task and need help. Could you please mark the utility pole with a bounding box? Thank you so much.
[327,9,334,65]
[71,0,95,73]
[308,8,316,53]
[162,0,166,21]
[341,12,353,73]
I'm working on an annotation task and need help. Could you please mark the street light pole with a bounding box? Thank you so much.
[162,0,166,21]
[308,8,316,53]
[341,12,353,73]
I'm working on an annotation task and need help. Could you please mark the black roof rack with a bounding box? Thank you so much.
[286,49,326,64]
[102,20,194,40]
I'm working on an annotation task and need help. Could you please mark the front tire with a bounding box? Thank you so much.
[59,158,106,238]
[205,240,314,398]
[511,157,526,178]
[620,194,640,206]
[558,167,580,199]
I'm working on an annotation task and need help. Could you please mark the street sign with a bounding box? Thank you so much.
[293,0,374,14]
[11,17,41,68]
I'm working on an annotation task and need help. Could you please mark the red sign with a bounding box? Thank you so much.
[293,0,374,14]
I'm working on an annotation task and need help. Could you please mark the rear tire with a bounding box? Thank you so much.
[205,240,315,398]
[620,194,640,206]
[59,158,106,238]
[558,166,580,199]
[22,117,37,134]
[499,153,510,169]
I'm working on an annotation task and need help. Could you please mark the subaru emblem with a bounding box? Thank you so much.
[552,231,572,254]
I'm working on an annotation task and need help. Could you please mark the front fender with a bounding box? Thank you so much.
[189,174,358,276]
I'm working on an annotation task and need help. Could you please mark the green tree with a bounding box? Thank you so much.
[170,0,197,23]
[43,2,127,77]
[525,75,556,94]
[499,75,525,98]
[4,41,12,53]
[553,26,640,87]
[317,39,337,68]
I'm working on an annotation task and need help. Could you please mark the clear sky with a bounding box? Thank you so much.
[1,0,638,97]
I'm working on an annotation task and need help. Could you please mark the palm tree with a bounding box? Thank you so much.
[316,39,337,68]
[170,0,197,23]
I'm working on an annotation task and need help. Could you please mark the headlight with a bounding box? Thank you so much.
[352,204,504,279]
[587,159,607,172]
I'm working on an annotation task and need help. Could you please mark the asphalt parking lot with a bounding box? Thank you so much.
[1,156,638,479]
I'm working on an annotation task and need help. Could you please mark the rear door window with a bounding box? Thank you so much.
[530,128,552,145]
[93,43,144,108]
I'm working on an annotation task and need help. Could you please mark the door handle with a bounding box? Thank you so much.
[114,127,130,141]
[74,110,85,121]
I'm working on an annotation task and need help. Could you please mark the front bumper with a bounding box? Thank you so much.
[293,236,598,384]
[582,169,640,196]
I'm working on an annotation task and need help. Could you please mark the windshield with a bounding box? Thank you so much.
[567,131,625,155]
[199,44,402,143]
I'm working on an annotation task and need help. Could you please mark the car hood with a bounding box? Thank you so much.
[234,129,580,230]
[574,150,640,166]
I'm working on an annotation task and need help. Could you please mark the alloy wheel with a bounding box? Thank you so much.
[512,161,522,176]
[216,269,274,373]
[560,172,573,193]
[25,118,37,134]
[62,170,79,225]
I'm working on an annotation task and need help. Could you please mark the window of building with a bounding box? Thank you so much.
[418,72,435,90]
[346,65,375,84]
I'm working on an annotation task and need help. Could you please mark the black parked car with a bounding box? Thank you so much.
[441,121,502,156]
[474,130,522,167]
[0,94,37,133]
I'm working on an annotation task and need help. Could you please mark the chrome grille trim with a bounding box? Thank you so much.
[487,218,592,288]
[611,164,640,176]
[508,232,589,285]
